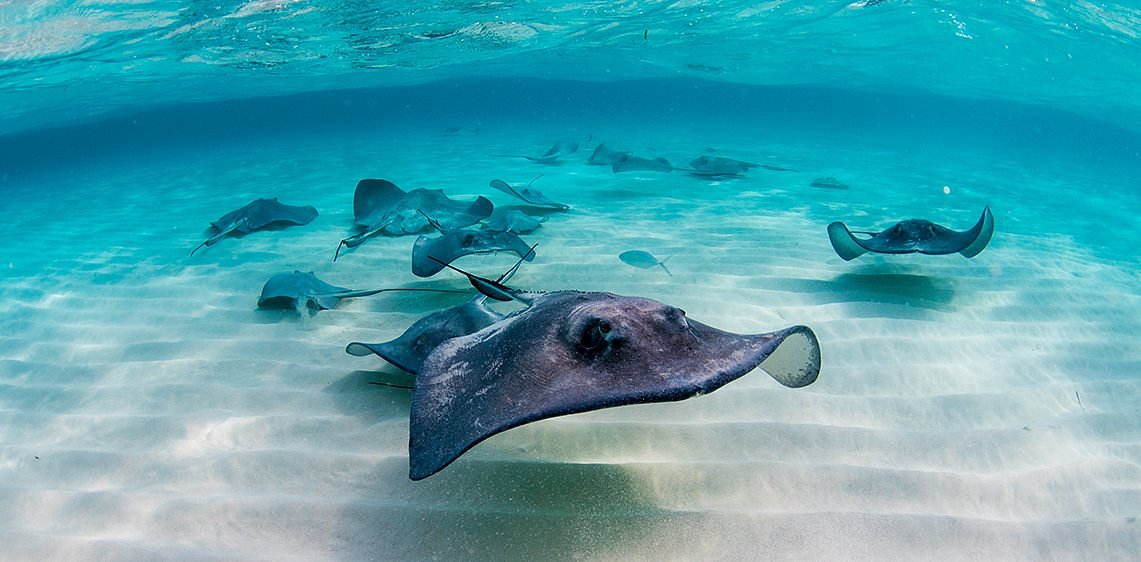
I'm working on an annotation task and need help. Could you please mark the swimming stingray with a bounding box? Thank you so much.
[811,177,849,190]
[191,198,317,256]
[619,250,672,276]
[482,210,546,234]
[411,227,536,277]
[256,271,463,315]
[827,206,995,261]
[523,141,579,164]
[611,154,674,173]
[346,296,505,374]
[407,290,822,479]
[488,178,570,210]
[335,179,493,260]
[587,143,632,166]
[346,253,532,372]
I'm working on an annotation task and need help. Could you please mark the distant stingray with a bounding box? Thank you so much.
[335,179,493,260]
[827,206,995,261]
[482,210,546,234]
[587,143,632,166]
[408,290,822,479]
[488,178,570,210]
[619,250,672,276]
[611,154,674,173]
[191,198,317,256]
[412,227,535,277]
[346,297,505,374]
[687,156,755,178]
[524,140,579,164]
[257,270,464,315]
[811,177,849,189]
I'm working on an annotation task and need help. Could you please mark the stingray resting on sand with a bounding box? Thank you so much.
[256,271,463,315]
[191,198,317,256]
[406,289,822,479]
[827,206,995,261]
[335,179,493,260]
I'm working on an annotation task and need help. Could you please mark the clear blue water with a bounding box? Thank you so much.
[1,2,1139,560]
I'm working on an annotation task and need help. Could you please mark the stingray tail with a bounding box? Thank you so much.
[335,218,396,261]
[658,256,673,277]
[190,220,244,256]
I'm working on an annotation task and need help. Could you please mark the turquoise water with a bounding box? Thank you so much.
[1,2,1140,560]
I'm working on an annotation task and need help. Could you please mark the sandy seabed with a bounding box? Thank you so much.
[0,113,1138,561]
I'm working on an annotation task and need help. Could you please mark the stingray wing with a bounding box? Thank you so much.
[946,205,994,258]
[353,179,408,226]
[827,221,872,261]
[408,291,820,480]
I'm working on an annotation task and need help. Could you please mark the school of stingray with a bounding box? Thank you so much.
[192,140,995,480]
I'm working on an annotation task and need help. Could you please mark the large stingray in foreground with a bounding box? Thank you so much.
[335,179,493,260]
[827,206,995,261]
[191,198,317,255]
[256,271,462,315]
[408,290,821,479]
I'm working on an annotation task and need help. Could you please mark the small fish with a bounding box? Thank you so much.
[619,250,672,276]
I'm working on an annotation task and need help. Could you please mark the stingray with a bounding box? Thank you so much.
[687,156,756,178]
[482,210,546,234]
[346,252,533,372]
[523,140,579,164]
[488,178,570,210]
[256,271,463,315]
[335,179,494,260]
[811,177,849,189]
[191,198,317,256]
[411,227,536,277]
[827,206,995,261]
[587,143,632,166]
[346,296,505,374]
[619,250,672,276]
[408,290,822,479]
[611,154,674,173]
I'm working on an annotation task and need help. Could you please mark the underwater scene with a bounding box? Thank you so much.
[1,1,1139,560]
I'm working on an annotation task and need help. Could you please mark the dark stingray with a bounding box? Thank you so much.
[811,177,849,189]
[346,296,505,374]
[827,206,995,261]
[687,156,755,178]
[408,290,822,479]
[611,154,674,173]
[482,210,546,234]
[191,198,317,256]
[411,228,535,277]
[257,271,463,315]
[346,251,533,372]
[488,178,570,210]
[619,250,672,276]
[335,179,493,260]
[587,143,632,166]
[523,140,579,164]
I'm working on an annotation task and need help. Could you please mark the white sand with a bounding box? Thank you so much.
[0,115,1138,560]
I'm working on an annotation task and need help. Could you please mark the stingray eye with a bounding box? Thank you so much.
[579,317,614,351]
[462,233,476,244]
